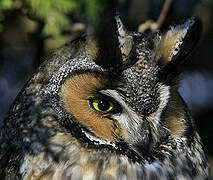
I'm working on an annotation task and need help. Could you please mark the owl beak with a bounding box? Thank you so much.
[101,89,151,157]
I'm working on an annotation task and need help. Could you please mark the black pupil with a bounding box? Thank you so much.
[98,100,110,111]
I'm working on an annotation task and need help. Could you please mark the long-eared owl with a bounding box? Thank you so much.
[0,12,209,180]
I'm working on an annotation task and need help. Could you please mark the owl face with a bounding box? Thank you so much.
[0,14,209,179]
[44,15,201,162]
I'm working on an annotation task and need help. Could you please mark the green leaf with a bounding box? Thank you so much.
[0,0,13,9]
[42,23,61,38]
[52,0,77,13]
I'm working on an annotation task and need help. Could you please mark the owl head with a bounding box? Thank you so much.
[39,14,202,160]
[1,12,204,168]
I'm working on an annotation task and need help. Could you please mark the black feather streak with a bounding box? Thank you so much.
[95,10,123,72]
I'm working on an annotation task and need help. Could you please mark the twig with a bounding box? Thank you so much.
[138,0,173,33]
[138,20,154,33]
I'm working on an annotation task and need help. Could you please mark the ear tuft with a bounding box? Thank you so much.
[94,10,123,71]
[156,17,202,67]
[93,11,135,72]
[115,15,133,62]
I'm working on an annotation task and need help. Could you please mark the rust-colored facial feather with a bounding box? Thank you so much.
[165,88,185,138]
[156,31,181,64]
[86,39,99,59]
[61,74,125,141]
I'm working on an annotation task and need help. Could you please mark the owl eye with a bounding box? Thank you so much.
[89,97,118,114]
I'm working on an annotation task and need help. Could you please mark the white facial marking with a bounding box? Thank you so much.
[146,84,170,142]
[81,129,116,147]
[100,89,146,145]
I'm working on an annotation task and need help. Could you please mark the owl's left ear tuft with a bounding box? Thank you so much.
[94,10,123,71]
[156,17,202,68]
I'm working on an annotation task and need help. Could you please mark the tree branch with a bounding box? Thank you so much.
[138,0,173,32]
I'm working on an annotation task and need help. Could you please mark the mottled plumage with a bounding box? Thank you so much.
[0,13,209,180]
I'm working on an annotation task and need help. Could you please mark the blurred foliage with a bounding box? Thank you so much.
[203,0,213,5]
[0,0,212,39]
[0,0,125,39]
[0,0,13,9]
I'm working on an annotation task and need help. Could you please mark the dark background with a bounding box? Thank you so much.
[0,0,213,175]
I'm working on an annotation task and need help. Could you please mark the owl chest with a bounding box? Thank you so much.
[19,151,132,180]
[19,148,170,180]
[19,148,206,180]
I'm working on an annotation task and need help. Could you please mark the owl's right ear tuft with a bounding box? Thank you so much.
[156,17,202,81]
[156,17,202,67]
